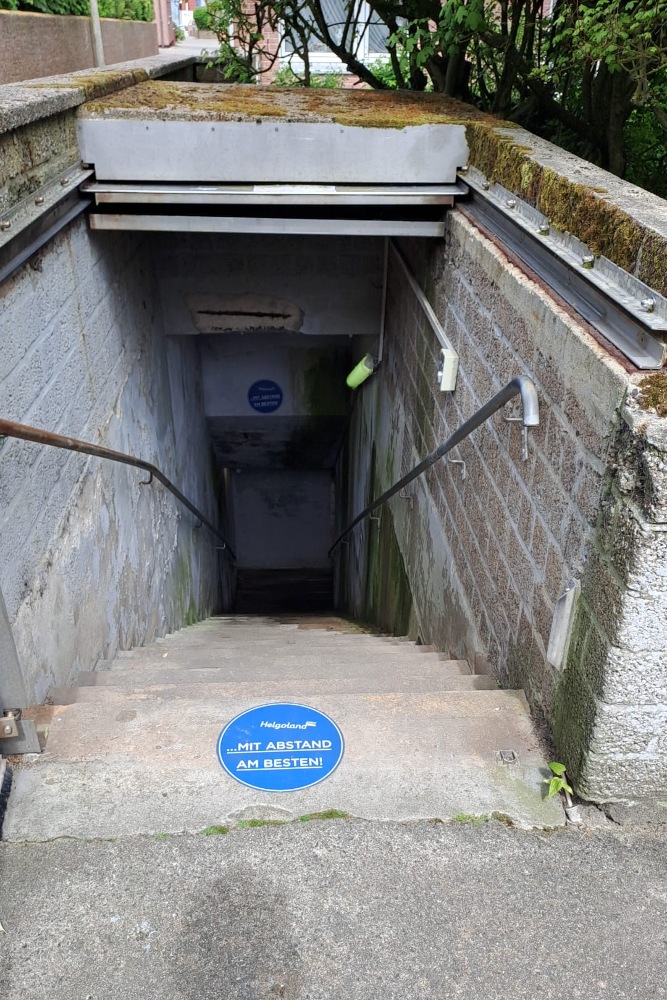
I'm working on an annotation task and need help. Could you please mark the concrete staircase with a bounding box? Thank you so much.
[2,616,564,840]
[234,569,334,613]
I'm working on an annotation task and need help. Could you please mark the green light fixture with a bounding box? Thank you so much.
[346,354,375,390]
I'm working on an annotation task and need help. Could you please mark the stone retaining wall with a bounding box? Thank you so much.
[0,11,158,86]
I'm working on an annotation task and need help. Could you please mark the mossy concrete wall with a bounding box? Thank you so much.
[554,400,667,800]
[464,121,667,299]
[340,210,667,800]
[0,53,194,227]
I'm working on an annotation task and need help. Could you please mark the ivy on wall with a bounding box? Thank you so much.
[0,0,154,21]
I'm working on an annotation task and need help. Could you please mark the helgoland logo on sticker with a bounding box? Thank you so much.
[217,704,344,792]
[260,720,317,730]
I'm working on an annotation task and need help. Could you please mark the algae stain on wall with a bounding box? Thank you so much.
[359,445,414,636]
[302,348,350,418]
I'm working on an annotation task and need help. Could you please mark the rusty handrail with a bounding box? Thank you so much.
[0,418,235,562]
[329,376,539,556]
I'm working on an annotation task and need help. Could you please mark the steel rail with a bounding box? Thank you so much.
[328,376,539,556]
[0,418,235,561]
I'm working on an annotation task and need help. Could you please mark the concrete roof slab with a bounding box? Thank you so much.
[76,83,470,184]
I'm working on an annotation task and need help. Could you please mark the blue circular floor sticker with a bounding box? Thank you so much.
[248,380,283,414]
[217,703,344,792]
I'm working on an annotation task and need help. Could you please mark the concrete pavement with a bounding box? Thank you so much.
[3,618,564,838]
[1,818,666,1000]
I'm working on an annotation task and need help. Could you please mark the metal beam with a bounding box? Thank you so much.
[0,165,93,286]
[77,118,469,185]
[83,181,466,207]
[88,214,447,237]
[462,168,666,370]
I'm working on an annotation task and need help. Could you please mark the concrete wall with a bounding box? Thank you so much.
[154,233,384,339]
[339,208,667,800]
[0,54,193,223]
[0,11,159,86]
[0,218,220,705]
[199,332,352,469]
[232,470,333,569]
[555,401,667,800]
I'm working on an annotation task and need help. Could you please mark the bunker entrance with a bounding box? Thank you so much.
[73,82,469,614]
[152,230,387,613]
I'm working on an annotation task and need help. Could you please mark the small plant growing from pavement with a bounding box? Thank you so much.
[545,762,583,824]
[545,762,573,803]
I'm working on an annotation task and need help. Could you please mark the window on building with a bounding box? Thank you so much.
[281,1,392,73]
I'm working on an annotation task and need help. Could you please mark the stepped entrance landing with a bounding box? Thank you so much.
[4,616,563,840]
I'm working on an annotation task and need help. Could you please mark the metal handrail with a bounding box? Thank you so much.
[328,376,539,556]
[0,418,236,562]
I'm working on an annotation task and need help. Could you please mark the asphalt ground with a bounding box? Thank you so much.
[1,817,666,1000]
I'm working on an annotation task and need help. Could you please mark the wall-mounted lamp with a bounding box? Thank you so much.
[436,348,459,392]
[346,354,375,390]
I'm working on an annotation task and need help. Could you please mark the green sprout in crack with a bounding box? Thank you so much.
[545,762,574,800]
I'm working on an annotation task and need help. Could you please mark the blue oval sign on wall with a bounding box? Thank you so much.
[217,703,344,792]
[248,380,283,413]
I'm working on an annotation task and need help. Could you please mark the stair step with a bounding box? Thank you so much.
[70,657,473,689]
[124,639,450,660]
[105,648,469,671]
[143,628,415,646]
[4,689,564,841]
[49,673,497,704]
[235,570,334,614]
[142,630,416,645]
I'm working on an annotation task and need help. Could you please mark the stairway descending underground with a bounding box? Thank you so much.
[2,616,564,840]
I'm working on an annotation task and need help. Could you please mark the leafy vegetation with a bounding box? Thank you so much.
[544,762,574,799]
[197,0,667,194]
[0,0,154,21]
[193,4,210,31]
[273,65,344,87]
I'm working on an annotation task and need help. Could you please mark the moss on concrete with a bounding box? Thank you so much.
[28,68,150,103]
[0,110,79,214]
[298,809,350,822]
[465,122,667,291]
[537,168,643,269]
[635,230,667,293]
[548,540,591,781]
[79,80,490,129]
[638,371,667,417]
[237,818,286,828]
[465,124,534,193]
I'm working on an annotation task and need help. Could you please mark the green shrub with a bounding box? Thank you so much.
[273,65,344,88]
[0,0,153,21]
[193,5,211,31]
